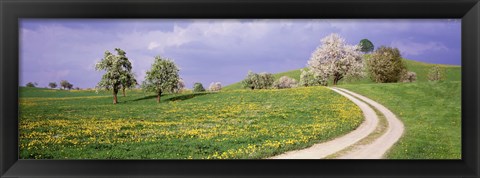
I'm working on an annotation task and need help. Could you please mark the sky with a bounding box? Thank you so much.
[20,19,461,89]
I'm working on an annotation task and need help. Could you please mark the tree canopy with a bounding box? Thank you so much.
[366,46,406,83]
[142,56,180,103]
[48,82,57,89]
[60,80,73,90]
[95,48,136,104]
[359,39,375,53]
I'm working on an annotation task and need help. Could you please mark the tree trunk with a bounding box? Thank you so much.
[333,74,343,86]
[157,93,161,103]
[113,89,118,104]
[122,88,126,97]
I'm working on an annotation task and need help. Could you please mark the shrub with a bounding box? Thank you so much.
[367,46,407,83]
[193,82,206,92]
[273,76,298,89]
[299,68,327,87]
[26,82,37,87]
[400,71,417,83]
[242,71,274,89]
[209,82,222,92]
[427,65,446,81]
[48,82,57,89]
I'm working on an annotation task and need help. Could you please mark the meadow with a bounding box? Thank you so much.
[19,57,461,159]
[19,86,363,159]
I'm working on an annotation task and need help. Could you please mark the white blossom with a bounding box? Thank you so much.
[208,82,222,92]
[307,33,364,85]
[273,76,297,89]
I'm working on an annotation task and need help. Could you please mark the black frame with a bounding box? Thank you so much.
[1,0,479,177]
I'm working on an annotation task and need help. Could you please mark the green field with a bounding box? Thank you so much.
[19,86,363,159]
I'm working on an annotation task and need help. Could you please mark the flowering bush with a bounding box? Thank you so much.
[209,82,222,92]
[400,71,417,83]
[242,71,274,89]
[273,76,298,89]
[299,68,327,87]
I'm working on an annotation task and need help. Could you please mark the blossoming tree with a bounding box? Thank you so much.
[307,33,364,85]
[95,48,136,104]
[142,56,180,103]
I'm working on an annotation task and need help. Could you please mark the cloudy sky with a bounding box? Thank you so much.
[20,19,461,89]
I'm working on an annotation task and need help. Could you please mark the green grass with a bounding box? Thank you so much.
[403,60,461,82]
[19,86,363,159]
[223,58,461,90]
[340,81,461,159]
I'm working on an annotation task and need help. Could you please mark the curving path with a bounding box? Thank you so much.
[334,87,404,159]
[270,87,404,159]
[270,87,379,159]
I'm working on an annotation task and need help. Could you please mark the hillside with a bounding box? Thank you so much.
[223,59,461,90]
[340,81,461,159]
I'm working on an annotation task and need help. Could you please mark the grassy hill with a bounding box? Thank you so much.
[340,81,461,159]
[223,58,461,159]
[223,58,461,90]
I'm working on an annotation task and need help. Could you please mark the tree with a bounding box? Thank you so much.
[95,48,136,104]
[60,80,73,90]
[66,83,73,90]
[116,48,137,97]
[366,46,407,83]
[26,82,37,87]
[307,33,364,85]
[273,76,297,89]
[241,71,274,89]
[121,70,137,96]
[209,82,222,91]
[142,56,180,103]
[359,39,374,53]
[427,65,446,81]
[193,82,206,92]
[48,82,57,89]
